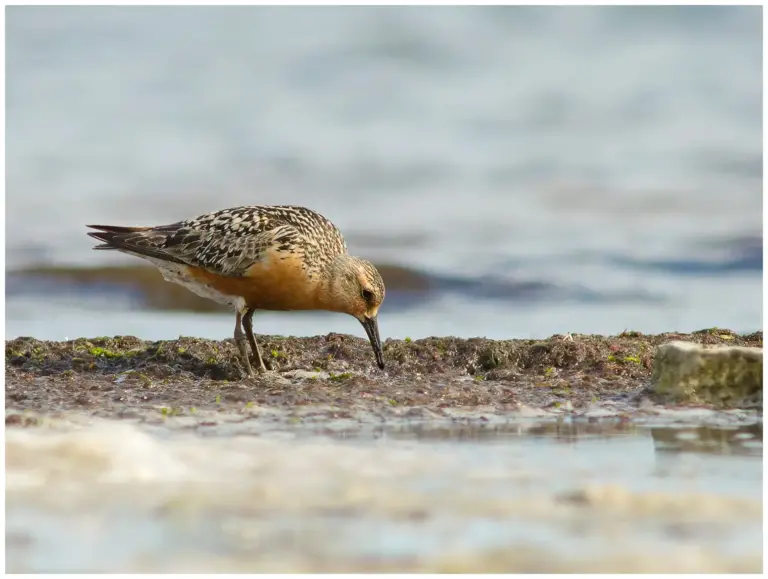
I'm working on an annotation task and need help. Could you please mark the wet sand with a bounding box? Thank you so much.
[6,329,762,424]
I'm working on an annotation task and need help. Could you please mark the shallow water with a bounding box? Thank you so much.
[5,6,762,341]
[6,414,762,573]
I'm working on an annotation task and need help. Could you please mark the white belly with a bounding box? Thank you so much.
[148,259,246,312]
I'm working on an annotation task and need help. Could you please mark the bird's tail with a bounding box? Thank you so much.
[86,224,186,265]
[86,224,153,249]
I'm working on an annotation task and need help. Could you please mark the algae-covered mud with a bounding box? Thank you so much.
[5,330,763,573]
[5,329,762,419]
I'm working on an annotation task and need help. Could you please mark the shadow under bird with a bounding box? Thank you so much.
[86,204,386,375]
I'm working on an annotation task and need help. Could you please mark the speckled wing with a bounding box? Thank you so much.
[88,205,348,277]
[157,215,279,276]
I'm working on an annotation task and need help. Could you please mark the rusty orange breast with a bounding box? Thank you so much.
[185,250,322,311]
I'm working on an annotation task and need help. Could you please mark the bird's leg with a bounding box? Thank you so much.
[234,310,254,377]
[243,308,271,373]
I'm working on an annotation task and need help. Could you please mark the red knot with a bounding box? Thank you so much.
[87,205,386,375]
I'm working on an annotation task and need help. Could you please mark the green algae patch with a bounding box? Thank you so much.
[88,347,124,359]
[328,372,354,382]
[651,341,762,408]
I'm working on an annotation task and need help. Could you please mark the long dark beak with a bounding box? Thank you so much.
[360,315,385,370]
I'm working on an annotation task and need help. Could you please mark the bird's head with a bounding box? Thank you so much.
[323,255,386,369]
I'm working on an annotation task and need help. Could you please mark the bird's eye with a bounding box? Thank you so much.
[361,289,373,301]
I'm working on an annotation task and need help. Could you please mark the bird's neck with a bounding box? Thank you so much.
[314,255,354,313]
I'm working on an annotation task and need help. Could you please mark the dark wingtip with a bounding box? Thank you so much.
[87,231,110,242]
[86,224,149,233]
[86,231,114,251]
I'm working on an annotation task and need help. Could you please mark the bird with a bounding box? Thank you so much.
[86,205,386,376]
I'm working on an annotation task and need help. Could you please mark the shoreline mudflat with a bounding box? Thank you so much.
[5,330,763,574]
[5,329,761,424]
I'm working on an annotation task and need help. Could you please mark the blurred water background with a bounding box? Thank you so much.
[5,7,764,574]
[5,6,762,341]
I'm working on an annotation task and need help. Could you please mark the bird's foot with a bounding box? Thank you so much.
[237,358,274,379]
[237,361,255,379]
[234,337,254,378]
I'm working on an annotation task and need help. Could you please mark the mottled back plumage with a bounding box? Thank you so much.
[88,205,348,277]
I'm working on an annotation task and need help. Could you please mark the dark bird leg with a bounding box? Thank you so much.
[243,308,271,373]
[234,310,254,377]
